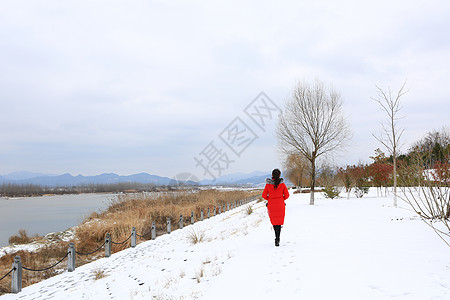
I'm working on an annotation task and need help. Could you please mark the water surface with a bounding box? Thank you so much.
[0,193,117,247]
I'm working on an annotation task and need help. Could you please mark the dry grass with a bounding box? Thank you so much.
[195,267,205,283]
[0,189,261,295]
[0,243,69,294]
[76,189,260,251]
[163,275,178,288]
[187,229,205,245]
[8,229,39,245]
[245,205,253,215]
[210,265,222,276]
[91,266,108,280]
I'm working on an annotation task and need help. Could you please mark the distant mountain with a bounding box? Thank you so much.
[0,172,173,187]
[200,171,271,186]
[233,174,270,187]
[3,171,49,181]
[0,171,285,187]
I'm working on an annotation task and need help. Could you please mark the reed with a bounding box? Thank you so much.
[0,188,260,294]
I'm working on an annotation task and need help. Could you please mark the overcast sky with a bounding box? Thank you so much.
[1,0,449,180]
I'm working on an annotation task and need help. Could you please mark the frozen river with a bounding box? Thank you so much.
[0,193,117,247]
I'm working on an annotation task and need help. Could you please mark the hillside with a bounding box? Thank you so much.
[1,189,449,299]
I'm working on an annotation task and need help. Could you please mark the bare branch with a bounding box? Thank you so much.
[371,80,407,207]
[277,80,351,205]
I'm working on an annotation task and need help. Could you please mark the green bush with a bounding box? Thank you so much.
[322,186,341,199]
[354,186,369,198]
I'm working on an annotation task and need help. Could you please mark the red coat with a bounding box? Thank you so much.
[262,179,289,225]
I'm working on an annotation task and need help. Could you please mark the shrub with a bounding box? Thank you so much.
[354,186,369,198]
[399,153,450,247]
[322,186,341,199]
[8,229,38,245]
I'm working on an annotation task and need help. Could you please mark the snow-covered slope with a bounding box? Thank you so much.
[1,189,449,299]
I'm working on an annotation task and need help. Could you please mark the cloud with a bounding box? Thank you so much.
[0,0,449,178]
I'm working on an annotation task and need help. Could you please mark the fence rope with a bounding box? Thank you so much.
[0,268,13,282]
[2,196,258,281]
[110,234,132,245]
[136,232,149,239]
[75,240,107,256]
[22,253,69,272]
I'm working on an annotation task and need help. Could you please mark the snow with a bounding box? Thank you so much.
[1,189,449,299]
[0,230,75,259]
[1,243,43,259]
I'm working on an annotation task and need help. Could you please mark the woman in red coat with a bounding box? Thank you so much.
[262,169,289,246]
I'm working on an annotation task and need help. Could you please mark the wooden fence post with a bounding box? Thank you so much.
[167,217,171,234]
[227,203,230,211]
[11,256,22,294]
[68,242,75,272]
[201,210,204,221]
[191,211,194,224]
[207,207,210,218]
[105,233,111,258]
[223,203,226,212]
[131,227,136,248]
[218,205,221,214]
[213,206,216,216]
[151,221,156,240]
[179,214,183,229]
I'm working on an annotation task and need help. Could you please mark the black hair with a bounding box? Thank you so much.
[272,169,281,189]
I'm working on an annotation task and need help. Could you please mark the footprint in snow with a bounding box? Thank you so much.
[128,274,145,285]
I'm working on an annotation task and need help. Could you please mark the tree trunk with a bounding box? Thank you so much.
[310,157,316,205]
[393,155,397,207]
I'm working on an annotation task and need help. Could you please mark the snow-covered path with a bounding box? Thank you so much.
[201,192,450,300]
[1,191,450,299]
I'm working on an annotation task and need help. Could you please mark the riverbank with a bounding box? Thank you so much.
[0,181,166,198]
[0,189,261,294]
[0,228,75,259]
[0,193,118,247]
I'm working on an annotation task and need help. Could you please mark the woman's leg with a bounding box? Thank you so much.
[279,225,282,244]
[274,225,281,246]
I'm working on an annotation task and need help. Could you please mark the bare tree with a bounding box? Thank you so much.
[283,153,310,189]
[277,80,351,205]
[398,151,450,247]
[371,81,407,207]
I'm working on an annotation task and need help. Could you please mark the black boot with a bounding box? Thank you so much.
[276,225,281,244]
[273,225,278,246]
[274,225,281,247]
